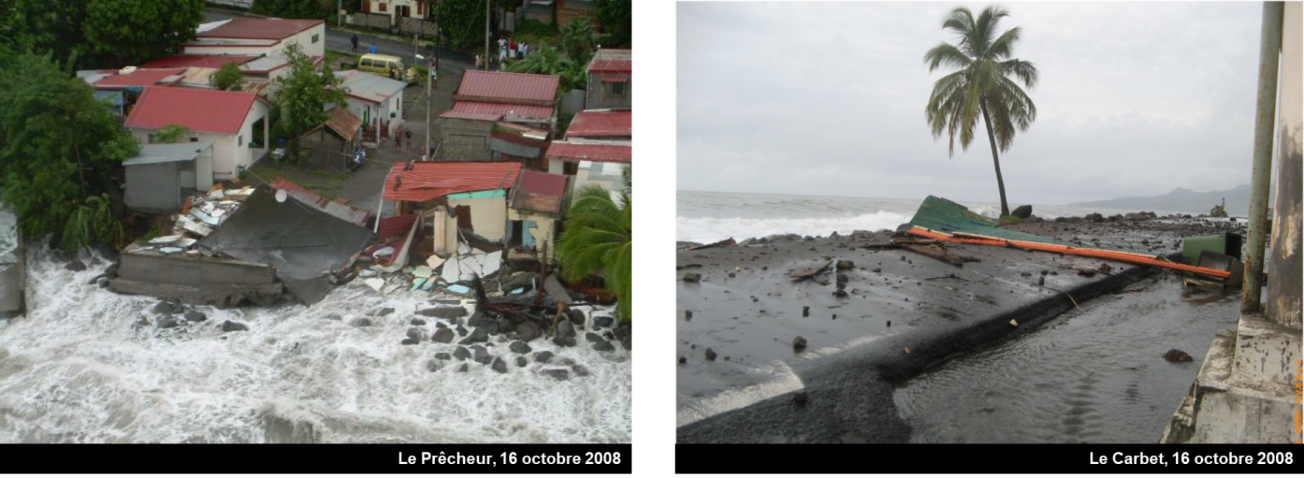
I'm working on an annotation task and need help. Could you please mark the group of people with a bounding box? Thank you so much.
[497,37,529,66]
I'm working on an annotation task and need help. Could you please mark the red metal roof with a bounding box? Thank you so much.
[456,70,560,104]
[439,110,504,121]
[140,55,257,69]
[197,17,324,40]
[448,101,553,120]
[124,87,264,134]
[588,49,632,73]
[566,110,632,138]
[512,170,569,213]
[94,68,187,88]
[545,142,632,163]
[376,215,418,242]
[383,162,522,203]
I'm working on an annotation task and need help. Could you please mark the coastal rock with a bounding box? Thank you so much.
[472,346,493,364]
[594,316,614,329]
[324,313,342,321]
[802,306,810,317]
[349,318,373,328]
[431,328,455,343]
[704,348,717,361]
[571,364,591,377]
[542,369,569,381]
[1085,213,1105,223]
[592,337,615,352]
[534,351,555,363]
[434,352,452,360]
[491,357,508,373]
[682,273,702,283]
[467,311,495,328]
[553,320,577,347]
[516,356,528,367]
[65,259,87,272]
[459,327,490,345]
[509,341,532,354]
[454,324,469,337]
[158,317,180,329]
[585,332,603,343]
[410,319,426,326]
[419,307,467,319]
[678,356,687,364]
[184,311,208,322]
[1164,349,1193,363]
[621,336,632,351]
[374,307,395,317]
[400,338,418,345]
[435,321,448,329]
[426,359,441,372]
[793,336,807,352]
[453,346,471,361]
[836,273,849,285]
[152,300,181,315]
[496,318,515,334]
[835,260,854,271]
[1011,205,1032,219]
[405,327,424,342]
[516,322,541,342]
[221,320,248,332]
[567,309,586,325]
[456,363,469,373]
[793,391,809,406]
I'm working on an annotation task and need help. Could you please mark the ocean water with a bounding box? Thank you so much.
[677,190,1198,244]
[0,246,631,443]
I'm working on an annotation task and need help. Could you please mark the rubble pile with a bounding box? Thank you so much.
[125,185,255,255]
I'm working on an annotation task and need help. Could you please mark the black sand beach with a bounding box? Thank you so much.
[676,216,1246,443]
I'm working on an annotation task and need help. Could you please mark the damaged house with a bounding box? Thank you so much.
[438,70,560,165]
[506,169,570,264]
[545,109,631,199]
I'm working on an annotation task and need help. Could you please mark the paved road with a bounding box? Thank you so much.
[203,8,475,77]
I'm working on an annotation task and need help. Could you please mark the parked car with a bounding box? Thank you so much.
[358,54,416,83]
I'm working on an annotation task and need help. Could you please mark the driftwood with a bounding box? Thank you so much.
[472,274,554,328]
[789,260,833,282]
[900,243,981,268]
[684,237,737,251]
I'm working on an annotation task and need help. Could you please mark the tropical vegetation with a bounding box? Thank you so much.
[211,62,245,91]
[556,177,632,321]
[4,0,203,69]
[924,5,1038,218]
[273,44,348,164]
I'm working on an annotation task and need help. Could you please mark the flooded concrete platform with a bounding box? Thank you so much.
[676,218,1242,443]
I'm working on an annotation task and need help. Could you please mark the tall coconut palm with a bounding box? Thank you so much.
[924,5,1038,217]
[556,184,632,320]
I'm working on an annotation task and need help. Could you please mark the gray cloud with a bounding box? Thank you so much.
[677,2,1267,205]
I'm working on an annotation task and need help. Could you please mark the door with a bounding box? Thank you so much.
[456,205,472,230]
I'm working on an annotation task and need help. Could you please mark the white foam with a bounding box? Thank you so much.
[0,246,630,443]
[677,210,912,243]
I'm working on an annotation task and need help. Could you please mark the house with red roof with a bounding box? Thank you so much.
[506,169,571,263]
[124,87,271,181]
[545,108,631,200]
[382,161,523,256]
[586,49,631,109]
[184,17,326,57]
[439,70,560,163]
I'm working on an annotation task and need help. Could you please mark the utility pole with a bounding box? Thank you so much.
[484,0,491,70]
[337,0,342,27]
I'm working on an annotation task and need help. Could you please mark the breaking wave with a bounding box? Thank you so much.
[676,211,912,244]
[0,246,631,443]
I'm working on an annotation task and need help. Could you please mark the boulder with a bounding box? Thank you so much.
[349,318,373,328]
[184,311,208,322]
[434,352,452,360]
[491,357,508,373]
[592,338,615,352]
[152,300,181,315]
[158,317,181,329]
[456,363,469,373]
[835,260,854,271]
[571,364,591,377]
[516,322,541,342]
[472,345,493,364]
[1164,349,1193,363]
[453,346,471,361]
[516,356,528,367]
[682,273,702,283]
[375,307,395,317]
[553,320,577,347]
[65,259,87,272]
[621,336,632,351]
[1085,213,1105,223]
[431,328,455,343]
[455,325,468,337]
[405,327,424,342]
[418,307,468,319]
[509,341,532,354]
[425,359,441,372]
[400,338,419,345]
[1011,205,1033,219]
[533,351,554,363]
[567,308,586,325]
[793,336,807,352]
[542,369,569,381]
[704,348,717,361]
[410,319,426,326]
[459,327,490,345]
[221,320,248,332]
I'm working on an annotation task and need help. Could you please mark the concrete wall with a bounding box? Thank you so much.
[439,116,494,160]
[133,130,240,181]
[118,252,276,287]
[506,209,557,262]
[586,74,631,109]
[398,17,437,36]
[449,195,507,241]
[281,24,326,57]
[1267,2,1302,330]
[125,162,184,212]
[560,89,587,115]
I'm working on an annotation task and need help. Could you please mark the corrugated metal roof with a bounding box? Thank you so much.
[439,110,504,121]
[323,107,363,142]
[449,101,553,120]
[141,55,257,69]
[383,162,522,203]
[122,142,214,166]
[95,68,188,88]
[240,56,290,73]
[336,70,407,104]
[125,87,263,134]
[270,178,371,227]
[377,214,417,242]
[456,70,559,104]
[566,110,631,138]
[545,142,632,163]
[512,169,569,214]
[588,49,632,73]
[196,17,323,40]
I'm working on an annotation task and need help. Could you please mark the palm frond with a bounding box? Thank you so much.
[924,43,972,73]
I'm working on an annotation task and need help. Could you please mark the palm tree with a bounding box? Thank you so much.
[924,5,1038,218]
[556,184,632,320]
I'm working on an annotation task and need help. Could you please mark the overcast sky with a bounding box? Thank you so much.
[677,2,1271,205]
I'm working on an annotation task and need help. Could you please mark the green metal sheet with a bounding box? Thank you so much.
[447,189,507,200]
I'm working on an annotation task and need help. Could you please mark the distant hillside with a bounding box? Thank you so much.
[1070,184,1253,215]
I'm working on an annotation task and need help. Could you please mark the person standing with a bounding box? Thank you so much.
[508,39,517,61]
[519,41,527,59]
[370,44,378,54]
[498,37,507,65]
[351,34,359,53]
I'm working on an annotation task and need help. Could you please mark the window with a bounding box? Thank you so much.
[312,34,320,44]
[563,161,579,176]
[611,82,626,95]
[238,135,243,146]
[510,220,524,247]
[379,2,387,12]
